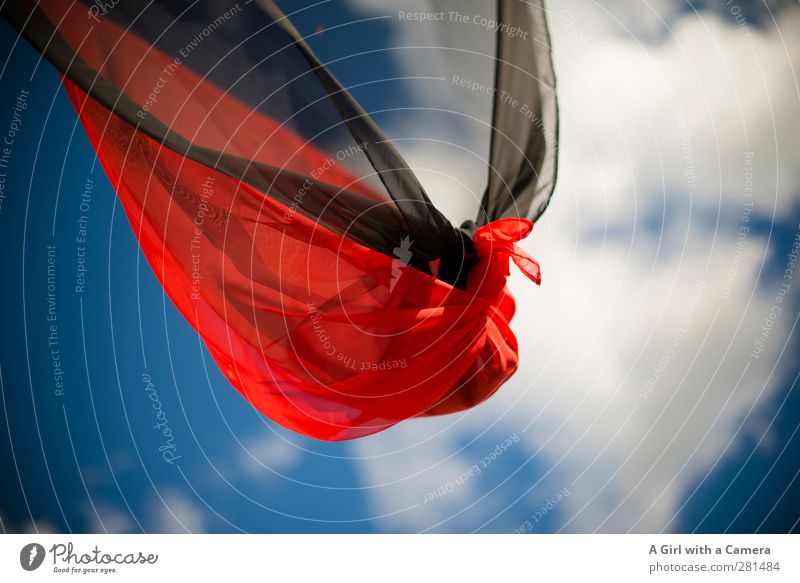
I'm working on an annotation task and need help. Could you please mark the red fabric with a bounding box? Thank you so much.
[64,80,540,441]
[474,218,541,285]
[38,0,383,199]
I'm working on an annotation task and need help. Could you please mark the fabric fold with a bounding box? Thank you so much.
[3,0,558,440]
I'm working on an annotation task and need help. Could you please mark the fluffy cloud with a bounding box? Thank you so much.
[348,0,800,532]
[235,432,301,477]
[146,490,206,533]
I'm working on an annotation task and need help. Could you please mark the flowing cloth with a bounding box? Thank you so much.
[3,0,558,440]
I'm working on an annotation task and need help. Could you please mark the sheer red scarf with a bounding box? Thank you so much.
[4,0,557,439]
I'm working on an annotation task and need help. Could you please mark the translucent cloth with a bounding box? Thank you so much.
[3,0,558,439]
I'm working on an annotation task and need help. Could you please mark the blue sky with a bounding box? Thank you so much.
[1,0,799,533]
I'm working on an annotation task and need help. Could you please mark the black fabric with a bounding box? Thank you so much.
[2,0,558,278]
[480,0,559,225]
[0,0,430,265]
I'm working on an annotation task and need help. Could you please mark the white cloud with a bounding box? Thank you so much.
[347,0,800,532]
[84,503,136,534]
[18,518,59,534]
[147,491,205,533]
[235,433,300,477]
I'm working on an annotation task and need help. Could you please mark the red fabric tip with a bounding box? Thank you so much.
[474,218,542,285]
